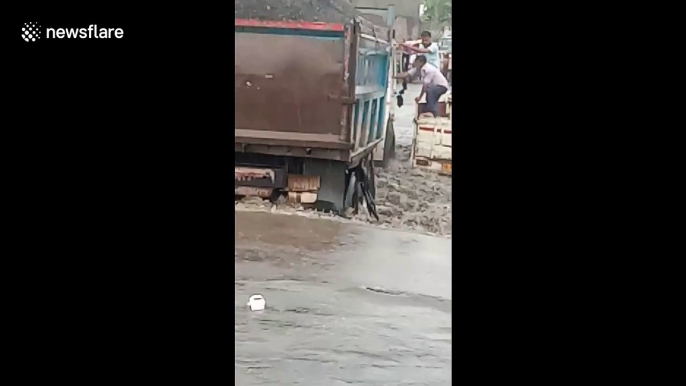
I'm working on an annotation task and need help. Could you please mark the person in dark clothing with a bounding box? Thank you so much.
[402,51,410,72]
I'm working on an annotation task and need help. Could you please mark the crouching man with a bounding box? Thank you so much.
[394,55,449,117]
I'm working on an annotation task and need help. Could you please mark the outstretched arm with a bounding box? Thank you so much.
[403,44,432,54]
[393,68,416,80]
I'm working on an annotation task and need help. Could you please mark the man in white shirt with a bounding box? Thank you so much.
[394,55,450,117]
[402,31,440,69]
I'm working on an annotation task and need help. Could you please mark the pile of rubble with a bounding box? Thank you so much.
[371,148,452,236]
[235,0,360,23]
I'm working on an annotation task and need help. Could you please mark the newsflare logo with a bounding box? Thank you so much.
[22,22,40,42]
[22,23,124,42]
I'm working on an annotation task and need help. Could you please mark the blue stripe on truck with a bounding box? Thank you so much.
[235,26,344,39]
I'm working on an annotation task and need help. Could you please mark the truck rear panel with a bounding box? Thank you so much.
[235,20,350,149]
[235,18,393,165]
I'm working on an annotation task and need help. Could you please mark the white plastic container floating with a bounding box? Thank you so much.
[247,294,266,311]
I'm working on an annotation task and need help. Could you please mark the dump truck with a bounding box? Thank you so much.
[235,6,397,216]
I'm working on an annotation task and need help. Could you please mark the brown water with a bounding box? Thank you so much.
[235,211,452,385]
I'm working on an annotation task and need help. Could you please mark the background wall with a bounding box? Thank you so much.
[348,0,424,41]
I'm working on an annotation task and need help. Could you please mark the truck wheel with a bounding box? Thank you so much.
[382,120,396,168]
[343,169,361,214]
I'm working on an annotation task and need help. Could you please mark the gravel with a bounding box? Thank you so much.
[371,145,452,236]
[235,0,361,23]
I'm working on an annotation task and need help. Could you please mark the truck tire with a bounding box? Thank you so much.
[344,168,359,212]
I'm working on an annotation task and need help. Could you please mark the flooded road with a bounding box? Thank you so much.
[235,211,452,385]
[236,82,452,237]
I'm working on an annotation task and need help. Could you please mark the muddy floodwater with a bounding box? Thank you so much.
[236,211,452,385]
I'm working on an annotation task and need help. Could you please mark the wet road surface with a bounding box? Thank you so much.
[394,83,422,149]
[236,211,452,385]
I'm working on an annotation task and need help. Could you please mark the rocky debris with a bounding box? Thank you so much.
[236,197,340,222]
[369,155,452,236]
[235,0,360,23]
